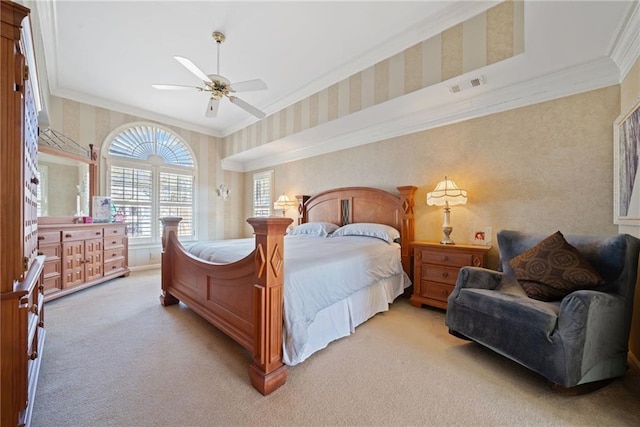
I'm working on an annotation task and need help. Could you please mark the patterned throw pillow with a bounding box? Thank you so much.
[508,231,605,301]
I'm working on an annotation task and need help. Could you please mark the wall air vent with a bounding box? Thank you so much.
[448,76,485,94]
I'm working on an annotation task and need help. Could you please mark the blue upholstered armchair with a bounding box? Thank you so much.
[445,230,640,390]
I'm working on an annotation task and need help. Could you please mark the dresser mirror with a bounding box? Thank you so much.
[37,128,98,221]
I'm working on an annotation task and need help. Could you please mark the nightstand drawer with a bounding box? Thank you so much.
[421,281,453,303]
[411,241,491,310]
[422,250,471,267]
[422,264,460,285]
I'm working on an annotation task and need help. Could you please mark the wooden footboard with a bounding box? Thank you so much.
[160,216,292,395]
[160,185,416,396]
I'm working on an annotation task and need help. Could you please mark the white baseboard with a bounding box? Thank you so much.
[129,264,161,272]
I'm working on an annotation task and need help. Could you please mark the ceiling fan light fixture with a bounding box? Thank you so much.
[153,29,267,119]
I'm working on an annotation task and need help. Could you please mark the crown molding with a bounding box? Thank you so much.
[51,87,222,138]
[224,57,620,172]
[610,0,640,81]
[219,1,499,138]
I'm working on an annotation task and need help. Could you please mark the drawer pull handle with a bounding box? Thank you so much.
[113,230,118,234]
[29,305,38,314]
[441,272,449,278]
[96,232,101,235]
[112,241,117,245]
[65,234,72,238]
[441,255,449,261]
[441,290,449,296]
[38,235,45,240]
[37,251,43,255]
[112,265,118,269]
[29,351,38,360]
[31,176,40,185]
[112,254,117,257]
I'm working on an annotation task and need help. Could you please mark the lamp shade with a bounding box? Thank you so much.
[426,177,468,207]
[273,194,296,210]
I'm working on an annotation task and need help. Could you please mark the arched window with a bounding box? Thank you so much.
[104,124,196,243]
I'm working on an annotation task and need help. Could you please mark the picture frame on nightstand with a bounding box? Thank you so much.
[470,227,492,246]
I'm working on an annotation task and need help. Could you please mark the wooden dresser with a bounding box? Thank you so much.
[1,2,45,425]
[38,222,130,302]
[410,241,491,309]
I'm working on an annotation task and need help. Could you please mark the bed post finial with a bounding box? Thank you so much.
[397,186,417,279]
[295,195,309,225]
[246,216,292,395]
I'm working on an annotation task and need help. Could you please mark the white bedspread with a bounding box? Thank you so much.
[185,234,410,363]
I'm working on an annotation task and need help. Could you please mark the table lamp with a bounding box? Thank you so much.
[273,193,296,216]
[426,176,467,244]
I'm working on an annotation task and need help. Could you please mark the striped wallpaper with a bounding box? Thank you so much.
[223,0,524,158]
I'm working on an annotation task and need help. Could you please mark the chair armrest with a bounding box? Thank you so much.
[558,290,626,332]
[558,290,628,381]
[449,266,503,300]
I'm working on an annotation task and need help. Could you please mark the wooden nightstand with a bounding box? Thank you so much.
[410,241,491,309]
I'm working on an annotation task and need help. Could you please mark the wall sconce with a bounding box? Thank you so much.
[216,184,230,201]
[273,193,296,216]
[426,176,467,245]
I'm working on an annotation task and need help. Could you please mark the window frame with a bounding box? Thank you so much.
[103,123,197,246]
[253,170,274,217]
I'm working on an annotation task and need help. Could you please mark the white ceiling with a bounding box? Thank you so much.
[32,1,639,171]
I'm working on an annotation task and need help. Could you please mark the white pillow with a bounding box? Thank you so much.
[331,223,400,244]
[288,222,339,237]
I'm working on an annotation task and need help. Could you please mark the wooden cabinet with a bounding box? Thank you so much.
[38,223,130,302]
[1,2,45,425]
[410,241,490,309]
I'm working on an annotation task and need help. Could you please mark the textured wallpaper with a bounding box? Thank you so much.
[247,86,620,269]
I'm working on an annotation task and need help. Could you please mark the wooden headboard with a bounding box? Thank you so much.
[295,186,417,277]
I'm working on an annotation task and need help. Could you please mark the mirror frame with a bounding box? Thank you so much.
[38,143,98,224]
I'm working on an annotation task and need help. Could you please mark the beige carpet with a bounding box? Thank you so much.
[32,270,640,427]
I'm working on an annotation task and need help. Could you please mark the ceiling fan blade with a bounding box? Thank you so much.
[229,79,267,92]
[174,56,212,83]
[152,84,201,91]
[205,98,220,118]
[228,96,266,119]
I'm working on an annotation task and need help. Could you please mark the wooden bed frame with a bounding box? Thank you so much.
[160,186,416,395]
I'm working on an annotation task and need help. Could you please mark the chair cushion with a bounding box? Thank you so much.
[456,287,560,335]
[508,231,605,301]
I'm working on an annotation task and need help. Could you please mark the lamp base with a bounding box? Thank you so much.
[440,226,455,245]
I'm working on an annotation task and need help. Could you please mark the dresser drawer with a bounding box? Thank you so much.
[104,258,126,275]
[422,264,460,285]
[104,226,126,237]
[38,244,61,260]
[422,250,471,268]
[37,231,61,244]
[104,236,126,249]
[420,281,453,303]
[62,228,103,241]
[104,247,125,260]
[42,275,62,295]
[42,259,61,278]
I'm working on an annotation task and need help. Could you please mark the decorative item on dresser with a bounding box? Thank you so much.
[1,2,45,426]
[37,220,130,302]
[410,241,490,309]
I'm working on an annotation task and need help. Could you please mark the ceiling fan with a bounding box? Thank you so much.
[152,31,267,119]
